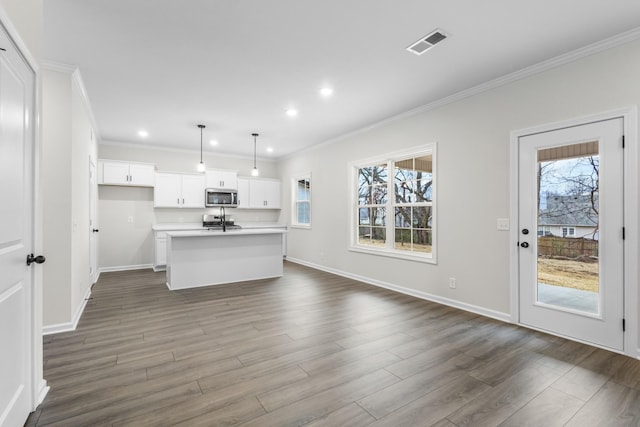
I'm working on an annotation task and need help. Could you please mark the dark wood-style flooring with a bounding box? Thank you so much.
[25,262,640,426]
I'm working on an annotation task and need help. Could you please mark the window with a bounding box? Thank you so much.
[538,226,551,236]
[351,145,435,262]
[292,174,311,227]
[562,227,575,237]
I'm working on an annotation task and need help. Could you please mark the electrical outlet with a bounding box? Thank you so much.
[449,277,456,289]
[127,216,134,223]
[497,218,510,231]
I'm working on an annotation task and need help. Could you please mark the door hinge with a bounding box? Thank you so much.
[622,135,625,148]
[623,318,626,332]
[622,227,626,240]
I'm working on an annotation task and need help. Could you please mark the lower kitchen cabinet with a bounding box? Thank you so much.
[154,232,168,268]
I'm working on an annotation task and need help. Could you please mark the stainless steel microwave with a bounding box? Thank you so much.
[205,188,238,207]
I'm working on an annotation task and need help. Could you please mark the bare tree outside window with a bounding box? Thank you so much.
[354,148,435,259]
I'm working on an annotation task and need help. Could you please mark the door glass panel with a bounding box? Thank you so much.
[536,141,599,314]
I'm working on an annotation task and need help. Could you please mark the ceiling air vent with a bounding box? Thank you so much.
[406,29,448,55]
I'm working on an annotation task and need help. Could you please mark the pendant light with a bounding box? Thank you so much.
[251,133,260,176]
[197,124,206,172]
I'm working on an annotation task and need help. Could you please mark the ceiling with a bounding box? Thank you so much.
[43,1,640,159]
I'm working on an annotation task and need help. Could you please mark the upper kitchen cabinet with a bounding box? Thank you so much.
[154,172,205,208]
[238,177,281,209]
[205,169,238,190]
[98,160,155,187]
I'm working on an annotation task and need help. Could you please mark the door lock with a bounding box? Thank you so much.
[522,229,529,235]
[26,253,46,266]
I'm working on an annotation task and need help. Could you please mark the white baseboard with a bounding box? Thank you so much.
[99,263,154,273]
[34,379,49,408]
[286,257,511,323]
[42,285,92,335]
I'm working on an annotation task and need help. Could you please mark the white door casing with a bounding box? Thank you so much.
[510,111,638,357]
[0,21,38,427]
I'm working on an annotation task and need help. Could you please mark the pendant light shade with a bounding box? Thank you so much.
[251,133,259,177]
[197,124,206,172]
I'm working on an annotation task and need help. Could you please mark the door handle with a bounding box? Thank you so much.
[520,242,530,248]
[92,229,100,233]
[26,253,46,266]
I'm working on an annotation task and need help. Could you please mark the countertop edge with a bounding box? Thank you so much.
[166,228,288,237]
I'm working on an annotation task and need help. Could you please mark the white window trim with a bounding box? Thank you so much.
[348,143,437,264]
[291,172,311,229]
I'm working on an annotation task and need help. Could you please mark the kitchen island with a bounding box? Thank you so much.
[165,228,286,290]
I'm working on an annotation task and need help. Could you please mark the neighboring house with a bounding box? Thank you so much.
[538,194,599,240]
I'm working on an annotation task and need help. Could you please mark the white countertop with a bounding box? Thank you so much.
[153,222,286,231]
[166,228,287,238]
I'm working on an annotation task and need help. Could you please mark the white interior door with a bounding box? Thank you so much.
[0,25,37,426]
[518,118,624,350]
[89,159,98,283]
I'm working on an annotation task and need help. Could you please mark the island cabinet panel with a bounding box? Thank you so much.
[154,172,205,208]
[205,169,238,190]
[166,229,286,290]
[237,177,281,209]
[99,160,155,186]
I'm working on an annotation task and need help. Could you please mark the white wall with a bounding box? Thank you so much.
[41,68,97,328]
[278,40,640,321]
[97,143,281,269]
[0,0,42,60]
[41,69,72,325]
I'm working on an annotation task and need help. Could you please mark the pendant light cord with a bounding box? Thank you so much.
[200,125,204,163]
[252,133,259,169]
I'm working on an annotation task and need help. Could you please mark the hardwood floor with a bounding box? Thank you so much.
[25,262,640,426]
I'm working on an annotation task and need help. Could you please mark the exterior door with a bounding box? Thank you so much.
[0,23,38,426]
[518,118,624,350]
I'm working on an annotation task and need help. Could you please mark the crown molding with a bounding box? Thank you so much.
[41,60,76,73]
[283,26,640,161]
[41,60,101,140]
[71,68,101,140]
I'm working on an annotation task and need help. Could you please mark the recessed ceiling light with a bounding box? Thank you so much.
[320,87,333,97]
[286,108,298,117]
[138,130,149,137]
[266,147,274,153]
[209,139,218,146]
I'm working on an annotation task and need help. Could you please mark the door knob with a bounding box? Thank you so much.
[26,253,46,266]
[520,242,529,248]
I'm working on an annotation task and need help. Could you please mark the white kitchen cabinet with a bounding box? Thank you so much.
[155,232,167,268]
[237,178,250,208]
[154,172,205,208]
[205,169,238,189]
[99,160,155,186]
[237,177,281,209]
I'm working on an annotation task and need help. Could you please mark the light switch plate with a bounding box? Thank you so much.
[497,218,510,231]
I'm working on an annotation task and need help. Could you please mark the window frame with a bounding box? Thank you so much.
[349,144,437,264]
[291,173,311,229]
